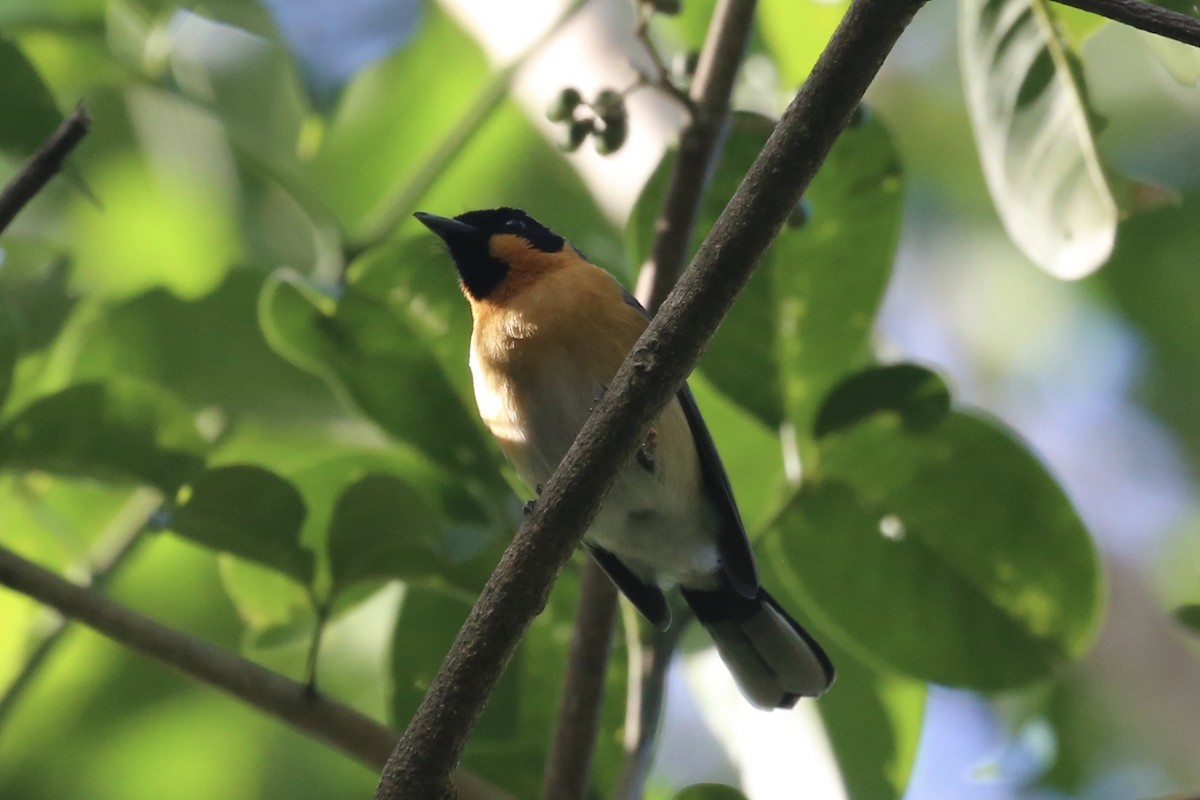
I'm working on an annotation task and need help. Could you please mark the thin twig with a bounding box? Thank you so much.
[539,561,619,800]
[0,544,509,800]
[635,0,757,314]
[633,7,697,115]
[0,104,90,235]
[614,606,689,800]
[1052,0,1200,48]
[372,1,929,797]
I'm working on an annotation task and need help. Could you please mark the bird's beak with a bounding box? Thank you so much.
[414,212,478,243]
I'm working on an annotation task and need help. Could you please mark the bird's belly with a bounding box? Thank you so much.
[472,360,718,588]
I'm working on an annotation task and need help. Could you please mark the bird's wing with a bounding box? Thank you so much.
[586,544,671,630]
[621,290,760,598]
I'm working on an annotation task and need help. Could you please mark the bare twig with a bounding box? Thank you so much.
[0,544,509,800]
[635,0,758,314]
[1052,0,1200,48]
[614,607,689,800]
[633,6,697,114]
[540,562,620,800]
[0,104,90,235]
[372,1,929,797]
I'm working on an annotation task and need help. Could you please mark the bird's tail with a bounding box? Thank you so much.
[682,582,835,709]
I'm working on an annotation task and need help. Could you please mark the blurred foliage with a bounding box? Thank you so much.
[2,0,1194,798]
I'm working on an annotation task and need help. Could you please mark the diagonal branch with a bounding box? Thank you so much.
[0,104,90,235]
[0,544,509,800]
[373,0,930,798]
[1051,0,1200,48]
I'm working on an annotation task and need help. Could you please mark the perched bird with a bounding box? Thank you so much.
[415,207,834,708]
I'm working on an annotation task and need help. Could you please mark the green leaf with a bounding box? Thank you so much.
[171,465,313,584]
[672,784,749,800]
[0,305,18,412]
[631,113,901,450]
[756,0,850,87]
[0,37,63,159]
[817,645,925,800]
[814,363,952,440]
[1101,193,1200,466]
[72,269,339,421]
[1174,604,1200,636]
[960,0,1116,279]
[768,404,1101,689]
[217,554,314,632]
[259,271,502,485]
[0,380,206,492]
[165,11,310,168]
[307,7,490,237]
[327,473,442,594]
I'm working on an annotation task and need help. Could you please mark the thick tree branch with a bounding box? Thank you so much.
[1052,0,1200,48]
[0,544,508,800]
[0,105,90,235]
[634,0,758,314]
[539,4,760,798]
[373,1,928,797]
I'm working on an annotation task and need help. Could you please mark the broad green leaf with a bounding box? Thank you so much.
[631,113,901,452]
[817,645,925,800]
[960,0,1116,279]
[259,271,502,485]
[0,380,206,492]
[1053,7,1107,46]
[217,554,314,632]
[72,269,338,421]
[1175,604,1200,636]
[813,363,952,440]
[327,473,442,594]
[170,464,313,583]
[769,388,1101,689]
[0,306,18,411]
[672,785,749,800]
[0,37,63,159]
[306,7,490,237]
[0,256,74,357]
[70,151,239,300]
[165,11,310,168]
[757,0,850,86]
[1101,193,1200,466]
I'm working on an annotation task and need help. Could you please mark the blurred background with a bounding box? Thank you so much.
[1,0,1199,798]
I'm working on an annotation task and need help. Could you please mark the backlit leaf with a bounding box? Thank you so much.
[960,0,1116,279]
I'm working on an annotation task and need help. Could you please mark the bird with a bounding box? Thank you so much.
[415,206,834,709]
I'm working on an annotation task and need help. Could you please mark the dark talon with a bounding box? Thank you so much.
[590,385,607,411]
[523,499,537,517]
[536,484,544,496]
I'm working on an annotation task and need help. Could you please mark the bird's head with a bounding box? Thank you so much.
[415,207,572,304]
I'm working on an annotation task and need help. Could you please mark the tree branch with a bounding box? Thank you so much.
[373,0,928,797]
[0,544,509,800]
[540,3,760,797]
[634,0,758,314]
[1052,0,1200,48]
[0,104,90,235]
